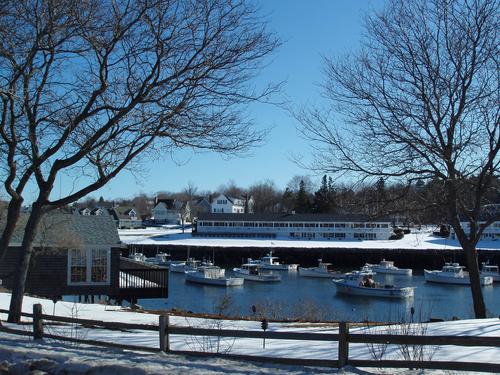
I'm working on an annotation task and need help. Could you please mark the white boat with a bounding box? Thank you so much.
[481,262,500,282]
[254,251,298,271]
[145,252,171,266]
[364,259,412,276]
[233,262,281,282]
[169,258,199,273]
[185,265,244,287]
[298,259,345,278]
[424,263,493,285]
[128,252,147,262]
[332,270,414,298]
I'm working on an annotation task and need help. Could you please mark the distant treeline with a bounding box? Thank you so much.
[73,175,500,225]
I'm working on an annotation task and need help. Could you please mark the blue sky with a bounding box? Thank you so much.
[50,0,384,201]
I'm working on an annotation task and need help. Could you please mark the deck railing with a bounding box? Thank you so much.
[0,304,499,372]
[120,268,168,290]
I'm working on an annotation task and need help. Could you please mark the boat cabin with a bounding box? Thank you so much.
[378,259,395,268]
[260,251,281,265]
[194,265,225,279]
[241,264,260,275]
[442,263,465,274]
[481,262,498,273]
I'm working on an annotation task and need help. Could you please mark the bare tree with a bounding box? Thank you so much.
[218,180,245,198]
[248,179,280,213]
[0,0,279,322]
[296,0,499,318]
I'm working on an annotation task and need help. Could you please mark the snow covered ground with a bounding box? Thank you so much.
[0,292,499,374]
[119,227,500,251]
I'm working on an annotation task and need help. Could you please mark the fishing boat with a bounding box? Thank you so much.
[185,265,244,286]
[254,250,298,271]
[364,259,412,276]
[298,259,345,278]
[128,252,147,262]
[233,262,281,282]
[145,252,171,266]
[332,270,414,298]
[169,258,198,273]
[480,262,500,282]
[424,263,493,285]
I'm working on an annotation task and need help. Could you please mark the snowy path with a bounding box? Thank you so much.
[1,292,499,374]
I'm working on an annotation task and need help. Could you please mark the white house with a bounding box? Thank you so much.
[195,213,393,240]
[107,206,142,229]
[153,198,189,224]
[451,211,500,241]
[78,208,91,216]
[90,207,108,216]
[211,194,254,214]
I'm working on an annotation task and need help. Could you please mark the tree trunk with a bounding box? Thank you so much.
[0,198,23,261]
[7,204,44,323]
[463,243,487,318]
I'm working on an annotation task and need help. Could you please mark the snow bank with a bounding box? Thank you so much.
[119,227,500,251]
[1,292,499,373]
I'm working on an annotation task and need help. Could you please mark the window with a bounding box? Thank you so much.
[68,248,110,285]
[70,249,87,283]
[91,249,108,282]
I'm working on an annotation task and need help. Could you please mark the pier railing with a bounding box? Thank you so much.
[0,304,499,372]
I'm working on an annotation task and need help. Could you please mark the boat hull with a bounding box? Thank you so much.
[298,267,344,278]
[170,264,192,273]
[333,281,414,298]
[259,264,298,271]
[233,270,281,282]
[480,272,500,282]
[424,270,493,285]
[185,273,244,286]
[368,267,412,276]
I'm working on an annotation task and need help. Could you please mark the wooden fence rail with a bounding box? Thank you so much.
[0,304,499,372]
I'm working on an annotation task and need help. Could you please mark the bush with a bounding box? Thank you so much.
[389,232,404,240]
[403,229,411,234]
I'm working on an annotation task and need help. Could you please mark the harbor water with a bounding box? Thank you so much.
[138,267,500,322]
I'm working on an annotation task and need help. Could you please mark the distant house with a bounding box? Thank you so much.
[152,198,189,224]
[189,197,211,221]
[211,193,254,214]
[195,212,393,240]
[0,212,167,302]
[79,208,91,216]
[107,206,142,229]
[451,207,500,241]
[90,207,108,216]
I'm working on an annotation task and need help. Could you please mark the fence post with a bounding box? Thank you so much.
[338,321,349,368]
[159,315,170,352]
[33,304,44,340]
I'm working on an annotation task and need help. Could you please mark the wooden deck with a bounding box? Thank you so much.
[114,257,168,303]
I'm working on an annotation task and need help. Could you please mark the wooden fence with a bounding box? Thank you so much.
[1,304,500,372]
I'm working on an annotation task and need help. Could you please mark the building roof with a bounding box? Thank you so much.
[2,213,121,247]
[156,198,175,209]
[197,212,392,223]
[108,206,136,220]
[155,198,186,210]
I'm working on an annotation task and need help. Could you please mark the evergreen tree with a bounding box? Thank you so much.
[313,175,330,213]
[295,180,311,213]
[281,187,295,213]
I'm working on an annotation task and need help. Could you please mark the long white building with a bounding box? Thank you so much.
[194,213,393,240]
